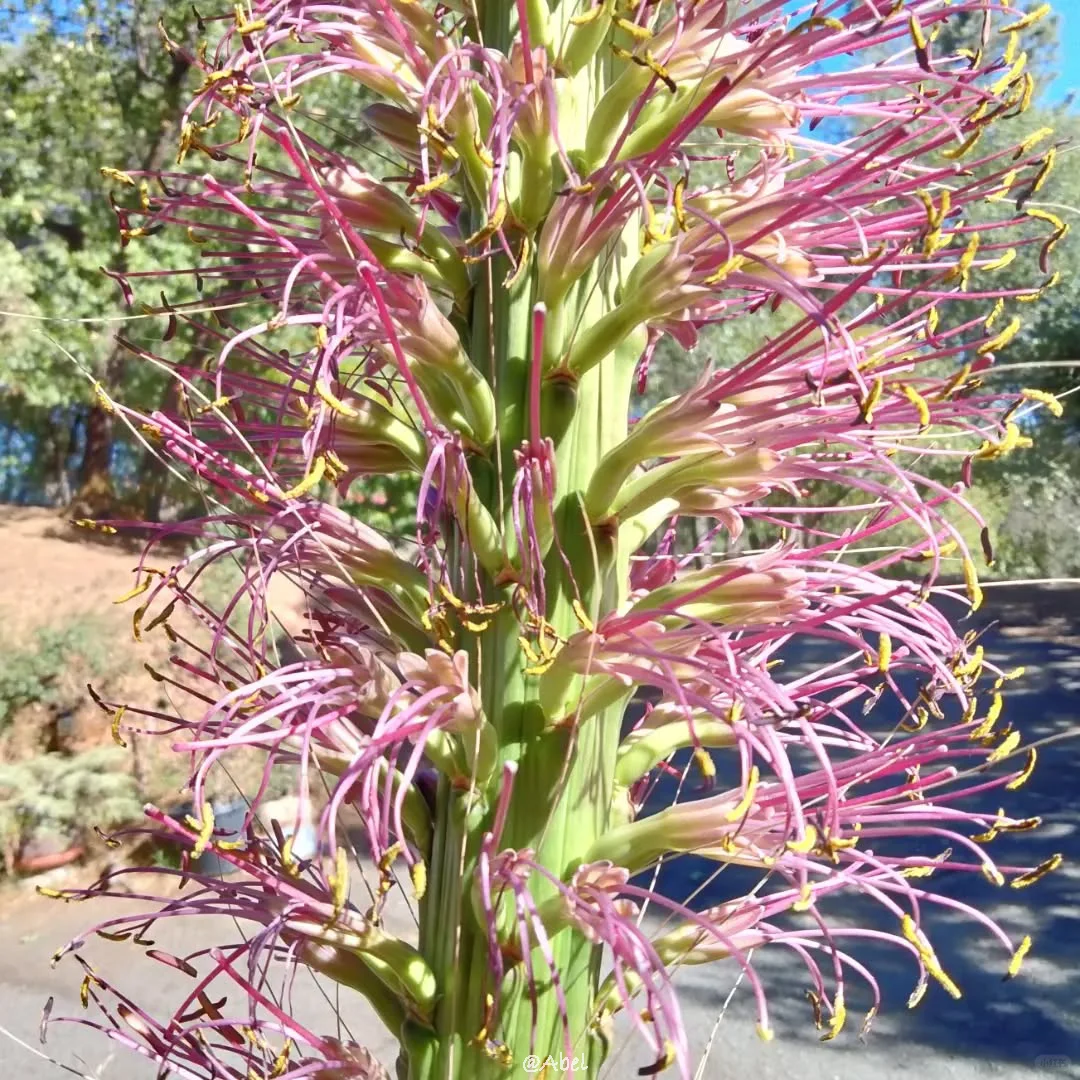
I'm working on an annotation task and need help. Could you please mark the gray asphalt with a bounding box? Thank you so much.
[1,585,1077,1079]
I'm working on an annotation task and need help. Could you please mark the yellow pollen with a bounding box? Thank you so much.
[859,377,884,423]
[111,707,127,747]
[982,248,1016,272]
[694,747,717,784]
[786,824,818,854]
[1020,388,1064,417]
[572,598,596,632]
[962,557,984,612]
[724,766,760,822]
[978,316,1021,355]
[987,729,1021,766]
[999,3,1051,34]
[1007,935,1032,979]
[280,456,327,500]
[185,804,215,860]
[411,860,428,900]
[821,991,846,1042]
[902,385,931,430]
[415,172,451,196]
[315,381,359,417]
[1010,853,1063,889]
[877,632,893,673]
[986,169,1018,202]
[1006,747,1038,790]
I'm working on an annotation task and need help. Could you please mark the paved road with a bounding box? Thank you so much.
[2,587,1078,1079]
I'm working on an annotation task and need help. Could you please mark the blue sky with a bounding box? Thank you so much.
[1049,5,1080,105]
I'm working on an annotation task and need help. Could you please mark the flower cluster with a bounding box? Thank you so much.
[45,2,1066,1079]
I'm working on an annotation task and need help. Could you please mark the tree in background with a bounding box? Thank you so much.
[0,0,195,510]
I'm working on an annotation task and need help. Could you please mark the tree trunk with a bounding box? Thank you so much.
[68,49,193,520]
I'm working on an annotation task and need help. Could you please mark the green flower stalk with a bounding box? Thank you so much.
[42,2,1068,1079]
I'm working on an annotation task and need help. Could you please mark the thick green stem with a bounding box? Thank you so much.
[408,7,642,1078]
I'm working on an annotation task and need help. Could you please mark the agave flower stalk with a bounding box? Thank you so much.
[44,2,1068,1079]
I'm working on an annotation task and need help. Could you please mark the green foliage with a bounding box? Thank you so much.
[342,473,420,537]
[0,746,141,868]
[0,617,110,728]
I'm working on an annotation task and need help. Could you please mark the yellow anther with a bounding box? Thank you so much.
[851,242,887,266]
[315,381,358,417]
[1016,72,1036,113]
[798,15,846,31]
[901,916,962,999]
[786,824,818,854]
[473,137,495,169]
[704,254,747,284]
[901,706,929,733]
[970,712,997,742]
[100,166,135,186]
[1018,126,1055,157]
[1020,388,1064,417]
[978,316,1021,355]
[987,729,1022,765]
[1010,853,1063,889]
[1006,935,1032,979]
[114,577,151,605]
[962,557,983,611]
[859,377,884,423]
[504,233,533,289]
[955,644,985,679]
[877,632,893,673]
[756,1025,775,1043]
[185,804,216,860]
[234,4,267,34]
[37,886,72,900]
[999,3,1051,34]
[111,707,127,748]
[946,231,980,288]
[329,846,349,916]
[992,50,1026,97]
[673,177,688,232]
[280,456,327,500]
[902,864,937,879]
[982,248,1016,272]
[913,539,958,561]
[724,766,760,822]
[466,200,508,247]
[281,833,299,876]
[572,598,595,632]
[1003,31,1020,65]
[820,991,846,1042]
[1006,747,1037,790]
[941,129,982,161]
[415,172,451,196]
[908,12,928,50]
[986,169,1018,203]
[614,15,652,40]
[692,747,716,785]
[1029,148,1056,198]
[901,385,931,430]
[570,3,606,26]
[986,691,1004,728]
[410,860,428,900]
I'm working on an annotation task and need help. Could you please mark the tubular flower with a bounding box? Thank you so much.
[51,3,1065,1080]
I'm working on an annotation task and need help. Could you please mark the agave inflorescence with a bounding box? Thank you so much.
[45,1,1067,1078]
